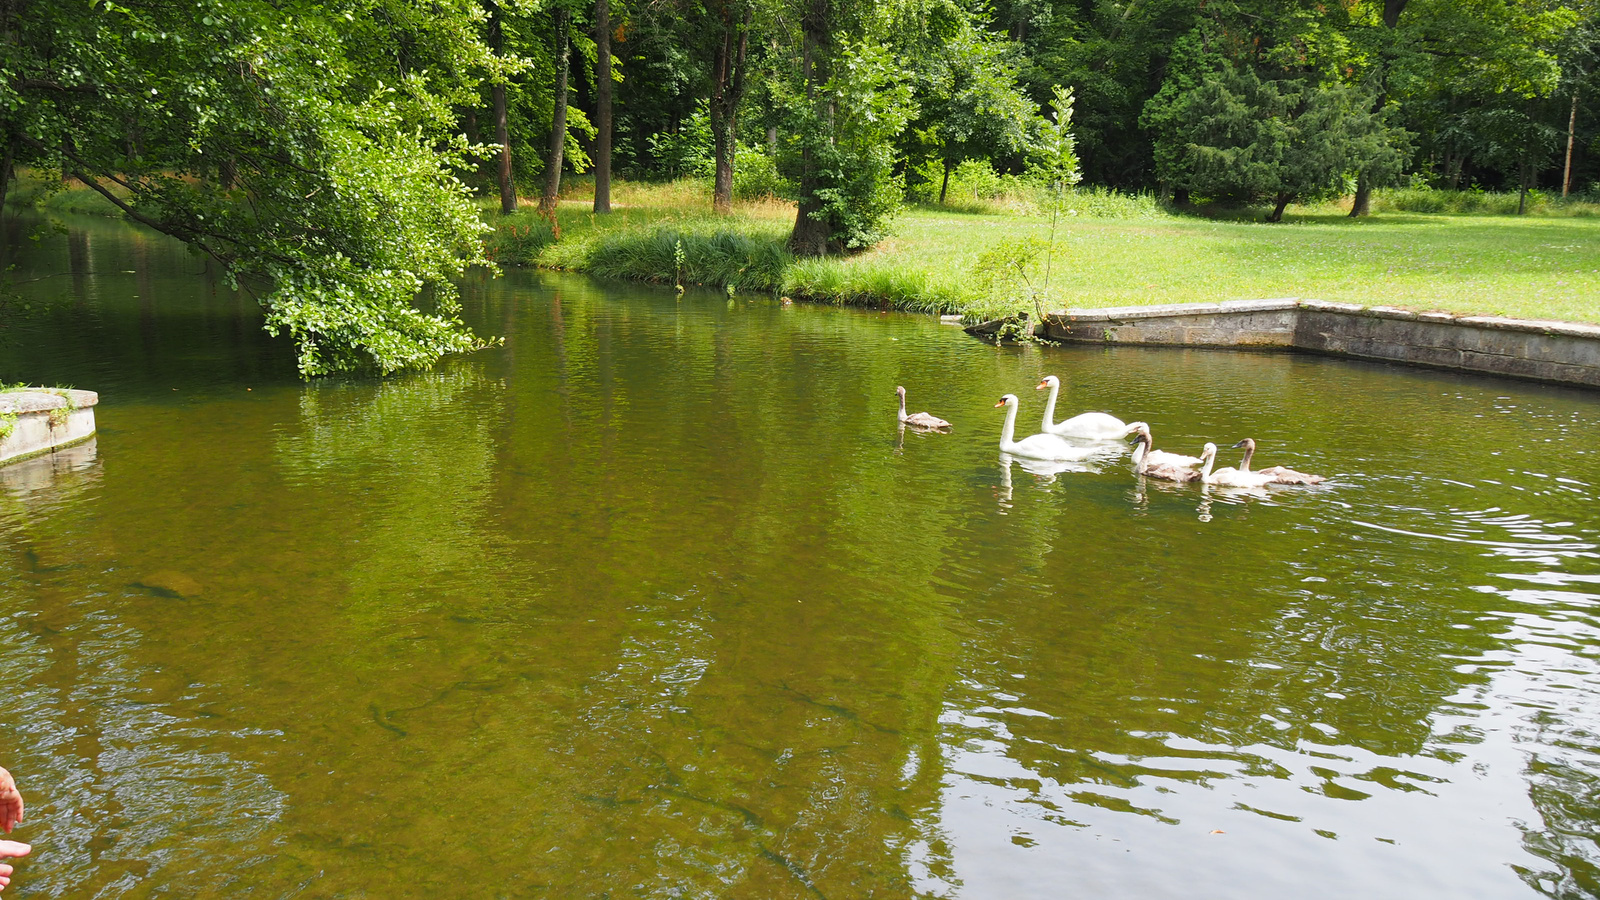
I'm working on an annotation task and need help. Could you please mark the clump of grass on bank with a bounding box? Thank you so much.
[484,210,559,265]
[782,257,976,313]
[580,221,792,291]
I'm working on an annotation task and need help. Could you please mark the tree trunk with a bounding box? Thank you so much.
[789,5,831,256]
[593,0,613,213]
[1267,192,1293,223]
[1564,92,1578,198]
[1446,154,1464,190]
[1172,187,1190,206]
[938,157,952,205]
[710,6,750,214]
[0,134,15,214]
[540,8,572,216]
[1349,174,1372,217]
[1350,0,1408,218]
[1383,0,1408,29]
[490,5,517,215]
[767,126,777,155]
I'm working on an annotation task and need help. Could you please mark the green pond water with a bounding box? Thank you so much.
[2,213,1599,899]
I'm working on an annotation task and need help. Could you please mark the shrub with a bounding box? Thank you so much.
[732,144,794,201]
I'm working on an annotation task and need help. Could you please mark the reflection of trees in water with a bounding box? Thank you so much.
[0,214,284,385]
[450,278,974,897]
[1483,569,1600,899]
[0,453,285,898]
[275,367,509,633]
[1520,744,1600,898]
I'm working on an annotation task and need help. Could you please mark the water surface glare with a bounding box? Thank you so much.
[3,215,1600,898]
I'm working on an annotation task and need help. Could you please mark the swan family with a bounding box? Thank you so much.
[897,378,1327,487]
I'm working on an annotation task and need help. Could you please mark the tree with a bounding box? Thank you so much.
[489,1,520,214]
[909,25,1037,205]
[1552,1,1597,195]
[1152,62,1405,221]
[1392,0,1577,191]
[541,6,575,215]
[1347,0,1412,217]
[708,0,753,213]
[3,0,500,376]
[781,0,915,255]
[593,0,615,213]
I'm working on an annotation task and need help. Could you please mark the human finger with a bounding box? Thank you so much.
[0,842,27,860]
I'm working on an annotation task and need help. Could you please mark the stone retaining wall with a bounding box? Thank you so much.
[0,389,100,466]
[1014,300,1600,390]
[1042,299,1302,349]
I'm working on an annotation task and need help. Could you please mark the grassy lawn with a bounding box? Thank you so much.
[507,180,1600,326]
[884,207,1600,323]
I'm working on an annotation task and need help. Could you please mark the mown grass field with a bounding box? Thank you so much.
[495,179,1600,326]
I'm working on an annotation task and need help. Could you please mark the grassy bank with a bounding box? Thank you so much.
[4,169,126,216]
[492,180,1600,326]
[9,169,1596,325]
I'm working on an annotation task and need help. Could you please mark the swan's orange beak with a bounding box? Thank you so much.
[1035,380,1049,390]
[994,398,1006,408]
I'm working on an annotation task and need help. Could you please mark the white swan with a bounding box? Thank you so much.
[1131,429,1204,483]
[1233,438,1326,485]
[1202,440,1275,488]
[1128,423,1205,470]
[1035,376,1134,440]
[896,385,951,430]
[995,394,1105,461]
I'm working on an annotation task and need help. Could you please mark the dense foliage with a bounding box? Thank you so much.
[2,0,1596,373]
[2,0,503,375]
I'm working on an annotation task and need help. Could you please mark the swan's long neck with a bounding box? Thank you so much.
[1200,447,1217,479]
[1239,444,1255,473]
[1041,380,1059,430]
[1131,438,1147,468]
[999,401,1018,449]
[898,392,908,422]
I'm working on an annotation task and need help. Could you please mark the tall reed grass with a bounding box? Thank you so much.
[582,222,792,291]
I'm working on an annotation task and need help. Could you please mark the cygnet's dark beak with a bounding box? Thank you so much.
[1231,440,1249,449]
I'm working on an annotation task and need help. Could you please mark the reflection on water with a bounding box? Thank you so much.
[0,440,100,500]
[2,213,1600,898]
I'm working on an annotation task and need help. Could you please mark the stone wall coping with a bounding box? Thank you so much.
[998,299,1600,390]
[1295,300,1600,339]
[1056,298,1301,321]
[1047,299,1600,342]
[0,389,100,415]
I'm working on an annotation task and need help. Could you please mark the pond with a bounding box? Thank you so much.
[2,213,1599,899]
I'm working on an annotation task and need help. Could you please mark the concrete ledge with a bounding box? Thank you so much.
[1004,301,1600,390]
[0,389,100,466]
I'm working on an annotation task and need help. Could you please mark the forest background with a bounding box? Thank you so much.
[3,0,1598,375]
